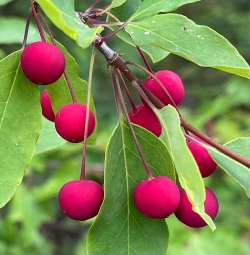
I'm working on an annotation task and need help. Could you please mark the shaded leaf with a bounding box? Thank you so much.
[87,123,175,255]
[0,0,13,6]
[126,14,250,79]
[37,0,103,49]
[0,17,39,44]
[35,118,66,154]
[0,51,41,208]
[156,105,215,230]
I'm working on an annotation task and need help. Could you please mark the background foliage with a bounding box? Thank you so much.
[0,0,249,254]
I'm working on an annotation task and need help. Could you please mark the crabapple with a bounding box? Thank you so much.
[175,187,219,228]
[55,103,96,143]
[187,138,217,178]
[40,90,55,122]
[58,180,104,221]
[21,41,65,84]
[134,176,180,219]
[128,104,162,137]
[143,70,185,106]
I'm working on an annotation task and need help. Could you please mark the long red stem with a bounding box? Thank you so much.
[112,69,154,179]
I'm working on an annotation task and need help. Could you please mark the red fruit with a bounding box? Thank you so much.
[55,104,96,143]
[134,176,180,219]
[175,188,219,228]
[58,180,104,221]
[187,139,217,178]
[144,70,185,106]
[40,90,55,122]
[21,41,65,84]
[128,104,162,137]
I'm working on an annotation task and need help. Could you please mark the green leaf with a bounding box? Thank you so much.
[109,0,127,9]
[0,17,40,44]
[47,43,95,113]
[116,30,169,63]
[35,118,66,154]
[37,0,103,49]
[207,137,250,197]
[131,0,200,21]
[0,51,41,208]
[87,123,175,255]
[126,14,250,79]
[0,0,13,6]
[156,105,215,230]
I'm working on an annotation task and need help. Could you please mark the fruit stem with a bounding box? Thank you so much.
[181,119,250,168]
[30,0,46,42]
[80,47,96,180]
[116,69,137,111]
[135,46,154,74]
[22,8,33,48]
[112,69,154,179]
[37,9,78,104]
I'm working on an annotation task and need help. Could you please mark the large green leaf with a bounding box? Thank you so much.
[156,105,215,230]
[0,51,41,208]
[35,118,66,154]
[87,123,175,255]
[0,17,39,44]
[131,0,200,21]
[208,137,250,197]
[126,14,250,79]
[37,0,103,49]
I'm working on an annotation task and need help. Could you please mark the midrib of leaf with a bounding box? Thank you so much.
[120,122,131,254]
[0,62,19,130]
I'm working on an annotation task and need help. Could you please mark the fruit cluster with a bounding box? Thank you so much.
[21,41,103,221]
[21,41,218,228]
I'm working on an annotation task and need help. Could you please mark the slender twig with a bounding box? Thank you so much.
[80,47,96,180]
[30,0,46,41]
[116,69,137,111]
[22,8,33,48]
[38,10,77,103]
[135,46,153,74]
[112,69,154,179]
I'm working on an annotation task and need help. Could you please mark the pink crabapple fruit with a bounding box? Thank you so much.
[58,180,104,221]
[187,138,217,178]
[128,104,162,137]
[21,41,65,85]
[55,103,96,143]
[175,187,219,228]
[134,176,180,219]
[143,70,185,107]
[40,90,55,122]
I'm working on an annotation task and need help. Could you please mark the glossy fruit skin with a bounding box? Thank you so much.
[40,90,55,122]
[21,41,65,84]
[55,104,96,143]
[58,180,104,221]
[134,176,180,219]
[187,139,217,178]
[175,188,219,228]
[128,104,162,137]
[144,70,185,106]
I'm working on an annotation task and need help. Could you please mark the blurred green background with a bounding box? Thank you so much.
[0,0,250,254]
